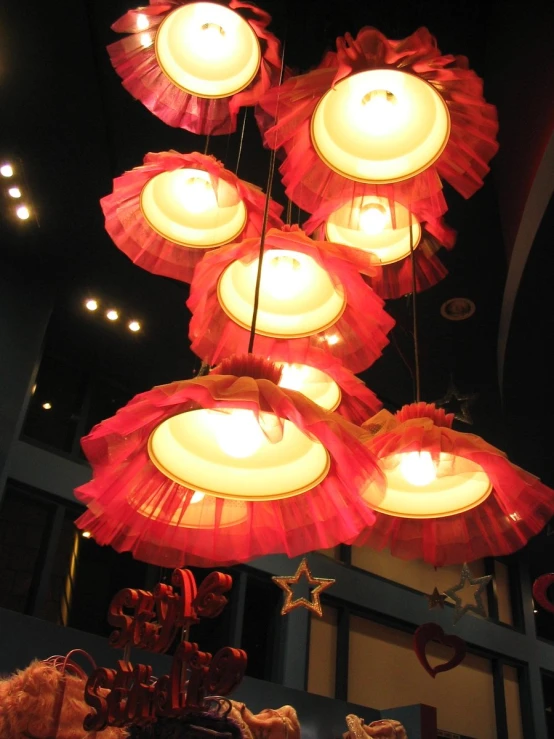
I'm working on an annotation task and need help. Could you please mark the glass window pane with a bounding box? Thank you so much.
[241,573,281,680]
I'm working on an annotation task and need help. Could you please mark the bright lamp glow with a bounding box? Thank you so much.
[1,164,14,178]
[136,13,149,30]
[311,68,450,183]
[42,402,52,410]
[82,531,92,539]
[128,321,141,332]
[16,205,30,220]
[218,249,346,339]
[8,187,22,199]
[148,407,330,501]
[155,2,261,98]
[278,362,341,412]
[85,299,98,311]
[141,168,247,248]
[326,196,422,265]
[106,310,119,321]
[364,451,492,518]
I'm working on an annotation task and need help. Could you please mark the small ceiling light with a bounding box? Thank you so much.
[1,164,14,178]
[85,299,98,311]
[8,186,22,199]
[106,309,119,321]
[441,297,476,321]
[534,609,538,614]
[128,320,141,332]
[16,205,30,220]
[42,402,52,410]
[82,531,92,539]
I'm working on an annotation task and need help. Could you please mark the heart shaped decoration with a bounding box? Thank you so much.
[533,574,554,614]
[413,622,466,678]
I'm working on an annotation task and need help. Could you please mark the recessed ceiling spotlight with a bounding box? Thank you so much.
[42,402,52,410]
[82,531,92,539]
[16,205,30,220]
[440,297,476,321]
[128,320,141,332]
[1,164,14,177]
[8,186,21,198]
[106,309,119,321]
[85,298,98,311]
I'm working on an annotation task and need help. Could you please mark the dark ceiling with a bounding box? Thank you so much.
[0,1,552,509]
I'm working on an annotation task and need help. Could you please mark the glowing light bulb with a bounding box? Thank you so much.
[359,204,388,235]
[279,363,309,392]
[262,255,305,300]
[198,22,228,59]
[136,13,149,30]
[210,409,265,459]
[85,299,98,311]
[128,320,141,332]
[181,176,217,214]
[325,334,339,346]
[106,310,119,321]
[190,491,205,504]
[82,531,92,539]
[42,402,52,410]
[16,205,30,220]
[399,451,437,487]
[1,164,14,177]
[360,89,399,136]
[8,187,21,198]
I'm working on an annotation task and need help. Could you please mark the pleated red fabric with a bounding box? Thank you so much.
[108,0,282,135]
[100,150,283,283]
[305,208,456,299]
[75,362,384,567]
[187,226,395,373]
[355,403,554,566]
[257,27,498,217]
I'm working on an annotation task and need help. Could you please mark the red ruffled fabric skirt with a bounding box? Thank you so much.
[188,226,395,373]
[257,27,498,216]
[76,367,384,567]
[109,0,283,135]
[355,403,554,566]
[101,150,283,283]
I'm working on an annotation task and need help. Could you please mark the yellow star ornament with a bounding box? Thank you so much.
[272,558,336,617]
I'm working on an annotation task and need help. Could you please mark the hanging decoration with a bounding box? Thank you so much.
[0,652,125,739]
[257,27,498,218]
[108,0,282,135]
[188,225,395,373]
[425,587,448,610]
[413,623,466,678]
[345,714,408,739]
[75,355,385,567]
[435,377,477,425]
[532,574,554,615]
[443,563,492,623]
[101,150,283,283]
[305,200,456,299]
[272,557,336,617]
[356,403,554,566]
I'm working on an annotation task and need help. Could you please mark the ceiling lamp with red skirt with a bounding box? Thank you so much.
[257,27,498,218]
[108,1,282,134]
[304,197,456,299]
[75,356,384,567]
[101,151,283,283]
[216,348,382,424]
[357,403,554,566]
[187,226,395,373]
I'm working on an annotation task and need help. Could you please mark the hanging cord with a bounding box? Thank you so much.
[286,198,293,226]
[409,210,421,402]
[234,108,248,175]
[203,134,211,155]
[247,39,287,354]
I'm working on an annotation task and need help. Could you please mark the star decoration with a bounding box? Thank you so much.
[435,377,478,425]
[444,563,492,624]
[425,587,448,610]
[272,558,335,617]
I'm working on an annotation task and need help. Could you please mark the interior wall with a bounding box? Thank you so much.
[307,605,337,698]
[504,665,523,739]
[348,616,496,739]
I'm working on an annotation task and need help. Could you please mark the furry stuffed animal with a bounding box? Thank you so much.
[345,714,407,739]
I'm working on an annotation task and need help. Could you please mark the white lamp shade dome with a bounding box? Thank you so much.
[277,362,342,411]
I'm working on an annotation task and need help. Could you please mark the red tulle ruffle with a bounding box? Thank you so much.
[355,403,554,566]
[187,226,395,373]
[257,27,498,216]
[109,0,282,135]
[100,150,283,283]
[305,208,456,299]
[75,370,384,567]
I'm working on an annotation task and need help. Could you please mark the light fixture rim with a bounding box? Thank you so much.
[310,67,452,185]
[139,169,248,248]
[154,1,262,100]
